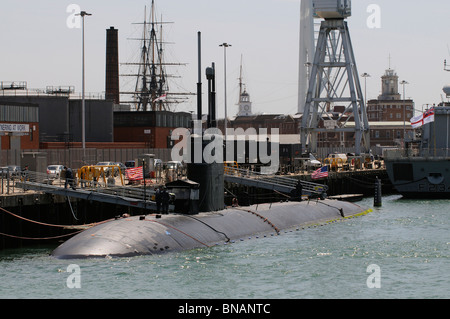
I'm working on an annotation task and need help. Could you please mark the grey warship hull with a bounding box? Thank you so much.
[52,200,371,259]
[385,157,450,198]
[384,105,450,199]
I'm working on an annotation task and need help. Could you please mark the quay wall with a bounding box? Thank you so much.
[0,193,143,250]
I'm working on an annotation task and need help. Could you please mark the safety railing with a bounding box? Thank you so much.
[9,170,157,202]
[224,166,328,195]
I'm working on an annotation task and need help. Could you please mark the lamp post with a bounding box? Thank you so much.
[361,73,371,108]
[400,80,409,140]
[76,10,92,157]
[219,43,231,138]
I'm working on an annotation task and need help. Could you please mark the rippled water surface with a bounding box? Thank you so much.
[0,195,448,299]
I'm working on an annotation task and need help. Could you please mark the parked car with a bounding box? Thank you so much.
[166,161,183,170]
[1,165,22,177]
[154,159,162,168]
[113,162,127,175]
[95,161,115,167]
[95,161,116,176]
[306,153,322,169]
[0,167,9,177]
[47,165,64,178]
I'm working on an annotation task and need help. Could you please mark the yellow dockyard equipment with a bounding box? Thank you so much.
[77,165,124,187]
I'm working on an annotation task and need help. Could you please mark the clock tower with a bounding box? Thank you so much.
[237,88,252,116]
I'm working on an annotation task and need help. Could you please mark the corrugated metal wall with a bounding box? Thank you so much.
[0,148,172,170]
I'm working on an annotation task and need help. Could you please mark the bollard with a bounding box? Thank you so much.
[374,176,382,207]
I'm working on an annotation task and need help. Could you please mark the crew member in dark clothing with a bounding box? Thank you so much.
[161,187,170,214]
[155,186,162,213]
[64,166,76,190]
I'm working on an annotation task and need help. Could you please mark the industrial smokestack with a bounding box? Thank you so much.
[105,26,119,104]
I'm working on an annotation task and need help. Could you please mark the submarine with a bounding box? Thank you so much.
[51,32,372,259]
[52,200,371,259]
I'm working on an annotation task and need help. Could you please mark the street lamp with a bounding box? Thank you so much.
[219,43,231,137]
[76,10,92,156]
[361,72,371,110]
[400,80,409,140]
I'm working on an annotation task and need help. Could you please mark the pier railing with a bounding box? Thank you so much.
[5,170,157,201]
[224,167,328,196]
[7,170,162,210]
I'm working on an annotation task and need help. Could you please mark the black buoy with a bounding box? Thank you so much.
[374,176,382,207]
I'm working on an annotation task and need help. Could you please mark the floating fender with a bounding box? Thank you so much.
[52,199,371,259]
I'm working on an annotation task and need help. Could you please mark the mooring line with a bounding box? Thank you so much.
[145,218,211,247]
[235,207,280,234]
[184,214,231,242]
[0,229,84,240]
[0,206,111,229]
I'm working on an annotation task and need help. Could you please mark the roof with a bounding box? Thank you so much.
[230,134,300,144]
[165,179,199,188]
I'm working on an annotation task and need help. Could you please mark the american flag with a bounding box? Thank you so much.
[126,166,144,181]
[311,166,329,180]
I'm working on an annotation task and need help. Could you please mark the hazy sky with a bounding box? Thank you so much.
[1,0,450,118]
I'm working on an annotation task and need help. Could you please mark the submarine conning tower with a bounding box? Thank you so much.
[186,34,224,214]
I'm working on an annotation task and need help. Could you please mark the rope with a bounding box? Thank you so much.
[67,196,79,221]
[235,207,280,234]
[0,206,111,229]
[145,219,211,247]
[0,229,84,240]
[184,214,231,242]
[315,200,346,217]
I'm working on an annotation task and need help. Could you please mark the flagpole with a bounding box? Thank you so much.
[143,159,146,211]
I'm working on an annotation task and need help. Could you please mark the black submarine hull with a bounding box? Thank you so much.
[52,200,372,259]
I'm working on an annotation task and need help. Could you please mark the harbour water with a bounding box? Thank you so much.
[0,195,448,299]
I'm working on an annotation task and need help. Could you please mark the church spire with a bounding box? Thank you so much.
[236,56,252,116]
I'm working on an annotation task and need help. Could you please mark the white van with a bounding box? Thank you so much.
[328,153,347,162]
[166,161,182,170]
[326,153,348,170]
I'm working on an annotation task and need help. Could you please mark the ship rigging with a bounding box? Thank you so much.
[120,0,190,111]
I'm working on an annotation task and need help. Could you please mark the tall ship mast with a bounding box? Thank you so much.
[120,0,188,111]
